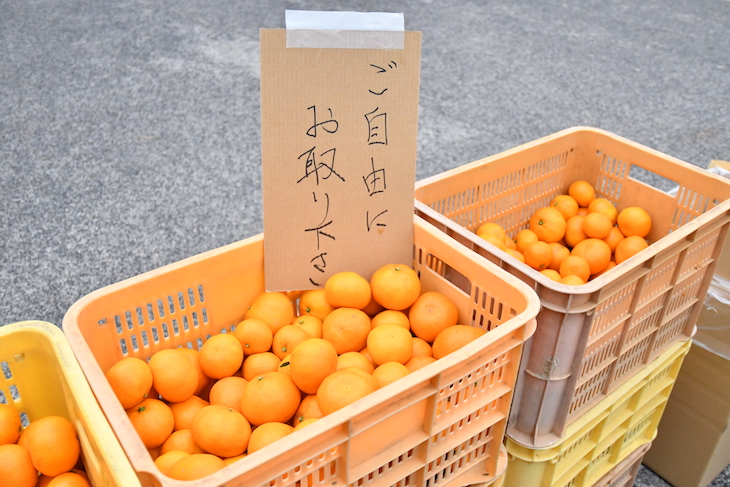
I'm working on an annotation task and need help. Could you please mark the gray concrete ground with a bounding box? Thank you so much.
[1,1,729,485]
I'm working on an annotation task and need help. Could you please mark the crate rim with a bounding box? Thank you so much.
[414,125,730,297]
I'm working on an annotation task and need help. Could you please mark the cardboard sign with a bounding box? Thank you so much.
[260,25,421,292]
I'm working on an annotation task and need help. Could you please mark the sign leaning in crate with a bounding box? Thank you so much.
[414,127,730,448]
[62,216,539,487]
[0,321,142,487]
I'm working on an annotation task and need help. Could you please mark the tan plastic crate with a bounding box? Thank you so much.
[503,339,689,487]
[592,441,651,487]
[0,321,141,487]
[62,216,539,487]
[414,127,730,448]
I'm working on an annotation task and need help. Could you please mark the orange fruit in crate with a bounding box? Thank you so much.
[514,229,539,253]
[293,395,324,427]
[272,325,310,360]
[359,346,375,367]
[127,398,175,449]
[371,309,410,330]
[294,418,319,431]
[24,415,80,476]
[582,211,613,239]
[405,356,437,372]
[317,369,375,416]
[240,372,301,426]
[209,376,248,413]
[564,215,588,248]
[617,206,652,238]
[245,292,296,335]
[550,194,580,220]
[523,241,553,270]
[411,337,433,358]
[324,271,372,309]
[241,352,281,381]
[222,453,247,466]
[568,181,596,207]
[232,318,273,355]
[339,367,378,392]
[46,472,91,487]
[199,333,244,380]
[291,315,323,339]
[289,338,338,395]
[336,351,375,374]
[370,264,421,311]
[504,237,517,250]
[409,291,459,343]
[0,404,21,446]
[170,395,209,431]
[360,296,385,316]
[479,233,506,251]
[529,207,566,243]
[577,207,589,217]
[0,443,37,487]
[247,422,294,454]
[179,348,211,396]
[432,325,486,360]
[367,324,413,365]
[588,197,618,224]
[592,261,617,278]
[322,308,372,354]
[602,227,625,253]
[278,354,292,376]
[559,255,591,283]
[571,238,612,276]
[105,357,153,410]
[148,349,198,403]
[615,235,649,264]
[167,453,226,481]
[475,222,507,242]
[372,362,411,389]
[540,269,562,282]
[298,289,336,321]
[154,451,190,476]
[560,275,585,285]
[160,429,205,455]
[505,248,525,263]
[191,405,251,458]
[547,242,570,271]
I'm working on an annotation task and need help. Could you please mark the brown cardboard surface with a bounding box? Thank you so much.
[643,344,730,487]
[260,28,421,292]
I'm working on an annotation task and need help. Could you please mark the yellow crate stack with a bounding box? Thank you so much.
[502,339,690,487]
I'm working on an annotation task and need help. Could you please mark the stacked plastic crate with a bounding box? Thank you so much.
[414,127,730,487]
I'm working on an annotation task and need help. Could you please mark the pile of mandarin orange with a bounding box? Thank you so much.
[0,405,90,487]
[103,265,484,481]
[476,180,652,285]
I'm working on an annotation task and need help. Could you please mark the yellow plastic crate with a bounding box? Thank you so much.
[0,321,141,487]
[414,127,730,448]
[62,216,540,487]
[593,441,651,487]
[502,339,690,487]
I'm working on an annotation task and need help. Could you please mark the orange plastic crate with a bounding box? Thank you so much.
[414,127,730,448]
[62,216,539,487]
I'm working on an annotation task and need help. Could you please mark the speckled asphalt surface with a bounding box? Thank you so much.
[2,1,729,485]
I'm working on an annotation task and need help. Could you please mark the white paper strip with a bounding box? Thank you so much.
[285,10,405,49]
